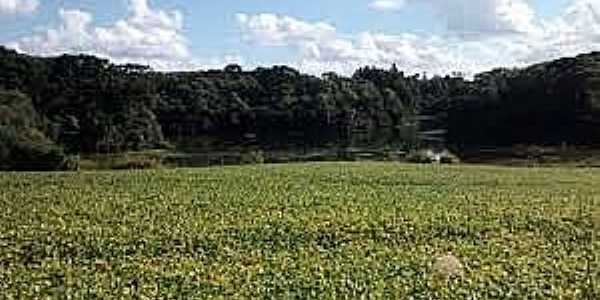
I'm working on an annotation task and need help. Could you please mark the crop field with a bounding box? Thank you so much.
[0,162,599,299]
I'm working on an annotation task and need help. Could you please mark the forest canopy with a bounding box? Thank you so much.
[1,46,599,170]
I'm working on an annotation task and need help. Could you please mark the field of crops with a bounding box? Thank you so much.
[0,162,598,299]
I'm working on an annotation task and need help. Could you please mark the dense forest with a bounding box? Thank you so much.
[1,45,599,170]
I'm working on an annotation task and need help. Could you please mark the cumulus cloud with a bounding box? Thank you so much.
[423,0,538,35]
[237,0,600,76]
[521,0,600,62]
[0,0,38,15]
[236,13,336,47]
[368,0,538,35]
[7,0,600,76]
[10,0,190,70]
[368,0,406,13]
[237,13,507,75]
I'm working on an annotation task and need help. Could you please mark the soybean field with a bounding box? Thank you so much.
[0,163,598,299]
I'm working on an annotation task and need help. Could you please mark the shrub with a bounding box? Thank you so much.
[79,152,165,170]
[61,155,81,171]
[0,126,69,171]
[241,150,265,165]
[118,155,162,170]
[108,153,164,170]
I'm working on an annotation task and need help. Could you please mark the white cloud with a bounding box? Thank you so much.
[10,0,190,70]
[369,0,538,35]
[520,0,600,62]
[431,0,538,35]
[0,0,38,15]
[237,13,505,76]
[236,13,336,47]
[368,0,406,12]
[7,0,600,76]
[237,0,600,76]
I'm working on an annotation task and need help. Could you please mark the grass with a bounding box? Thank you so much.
[461,145,600,168]
[79,151,166,170]
[0,162,598,299]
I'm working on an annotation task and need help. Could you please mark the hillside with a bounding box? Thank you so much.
[447,52,600,147]
[1,46,600,170]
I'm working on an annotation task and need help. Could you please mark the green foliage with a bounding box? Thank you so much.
[0,90,69,171]
[241,149,265,165]
[0,90,37,128]
[115,153,163,170]
[0,163,598,298]
[0,128,68,171]
[2,45,600,168]
[61,155,81,171]
[80,151,165,170]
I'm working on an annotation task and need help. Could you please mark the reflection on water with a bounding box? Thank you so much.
[165,128,421,167]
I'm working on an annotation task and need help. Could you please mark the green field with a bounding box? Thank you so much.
[0,163,598,299]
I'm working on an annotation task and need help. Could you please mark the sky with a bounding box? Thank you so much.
[0,0,599,76]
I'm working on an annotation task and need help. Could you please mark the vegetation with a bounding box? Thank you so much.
[1,46,600,170]
[0,90,70,171]
[79,151,166,170]
[0,163,598,298]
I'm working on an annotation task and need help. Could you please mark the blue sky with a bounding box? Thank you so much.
[1,0,599,75]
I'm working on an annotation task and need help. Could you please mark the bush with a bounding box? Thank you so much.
[241,150,265,165]
[0,126,70,171]
[10,141,67,171]
[116,155,162,170]
[0,91,74,171]
[81,152,165,170]
[61,155,81,171]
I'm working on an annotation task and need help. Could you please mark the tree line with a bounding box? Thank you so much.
[1,46,599,170]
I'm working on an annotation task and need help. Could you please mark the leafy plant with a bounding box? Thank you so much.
[0,163,598,298]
